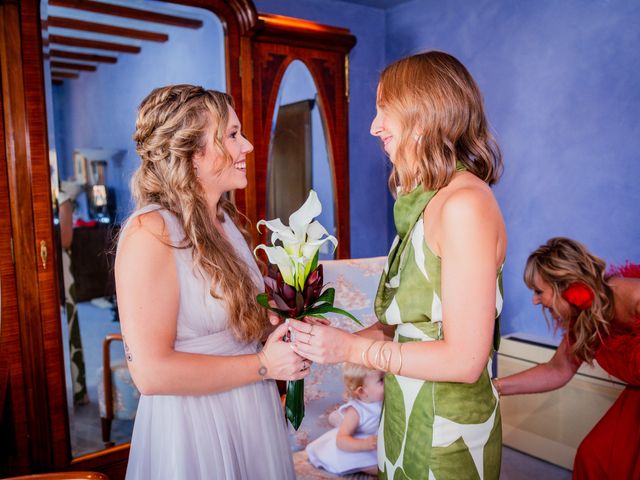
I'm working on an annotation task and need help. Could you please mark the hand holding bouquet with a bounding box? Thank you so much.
[254,190,360,429]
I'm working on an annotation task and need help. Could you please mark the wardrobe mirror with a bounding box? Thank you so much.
[267,60,336,260]
[39,0,225,457]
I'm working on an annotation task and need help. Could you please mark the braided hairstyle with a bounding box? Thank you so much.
[131,84,267,343]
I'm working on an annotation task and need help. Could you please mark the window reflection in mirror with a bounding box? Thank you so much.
[40,0,225,456]
[267,60,336,260]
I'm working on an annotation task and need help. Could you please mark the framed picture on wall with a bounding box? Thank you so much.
[73,150,88,185]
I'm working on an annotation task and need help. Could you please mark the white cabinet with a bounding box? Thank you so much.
[497,335,625,470]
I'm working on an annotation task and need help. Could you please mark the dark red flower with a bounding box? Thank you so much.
[263,269,300,318]
[303,265,324,309]
[561,282,594,310]
[263,265,326,318]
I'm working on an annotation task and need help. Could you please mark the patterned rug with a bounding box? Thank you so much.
[293,450,376,479]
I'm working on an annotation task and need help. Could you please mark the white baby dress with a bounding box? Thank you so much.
[306,399,382,475]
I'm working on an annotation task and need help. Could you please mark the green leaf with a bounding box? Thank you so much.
[285,378,305,430]
[314,287,335,305]
[256,293,290,318]
[303,304,336,316]
[309,250,319,275]
[326,306,363,326]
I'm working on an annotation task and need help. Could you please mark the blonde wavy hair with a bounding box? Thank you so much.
[130,84,267,343]
[378,51,503,194]
[342,362,375,399]
[524,237,614,364]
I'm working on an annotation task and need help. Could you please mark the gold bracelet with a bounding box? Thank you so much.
[373,341,384,369]
[360,341,376,368]
[361,340,375,368]
[396,343,404,376]
[371,342,392,372]
[493,377,502,397]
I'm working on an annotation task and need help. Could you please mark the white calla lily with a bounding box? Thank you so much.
[255,189,337,290]
[253,244,296,286]
[289,190,322,238]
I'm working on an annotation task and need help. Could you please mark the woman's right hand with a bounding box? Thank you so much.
[260,323,310,381]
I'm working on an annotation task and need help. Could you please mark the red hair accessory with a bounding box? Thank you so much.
[561,282,594,310]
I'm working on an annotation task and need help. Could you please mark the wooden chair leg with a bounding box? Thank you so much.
[101,416,114,448]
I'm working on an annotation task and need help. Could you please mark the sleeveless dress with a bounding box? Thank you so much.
[121,205,295,480]
[571,263,640,479]
[306,399,382,475]
[374,183,503,480]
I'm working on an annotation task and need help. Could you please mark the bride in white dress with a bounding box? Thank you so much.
[116,85,308,479]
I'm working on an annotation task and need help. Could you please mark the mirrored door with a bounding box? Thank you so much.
[250,15,356,258]
[268,60,336,259]
[40,0,225,457]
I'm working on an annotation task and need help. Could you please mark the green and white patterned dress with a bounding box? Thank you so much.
[374,181,503,480]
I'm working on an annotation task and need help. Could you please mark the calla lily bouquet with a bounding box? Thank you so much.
[254,190,360,430]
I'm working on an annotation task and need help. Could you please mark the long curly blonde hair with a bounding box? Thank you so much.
[131,84,267,343]
[524,237,615,364]
[378,51,503,194]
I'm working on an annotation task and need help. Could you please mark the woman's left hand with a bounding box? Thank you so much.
[302,316,331,327]
[288,318,353,364]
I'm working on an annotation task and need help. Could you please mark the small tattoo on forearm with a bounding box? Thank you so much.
[123,336,133,362]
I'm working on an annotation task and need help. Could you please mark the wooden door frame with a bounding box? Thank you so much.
[250,14,356,258]
[0,0,256,476]
[1,1,356,477]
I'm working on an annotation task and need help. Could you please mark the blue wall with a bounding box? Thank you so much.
[52,6,224,222]
[51,0,640,341]
[255,0,391,259]
[386,0,640,340]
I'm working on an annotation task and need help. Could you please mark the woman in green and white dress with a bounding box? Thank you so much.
[291,51,507,480]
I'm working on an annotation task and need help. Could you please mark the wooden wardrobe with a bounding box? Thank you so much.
[0,0,354,477]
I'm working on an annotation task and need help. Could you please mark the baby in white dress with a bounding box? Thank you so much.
[306,363,384,476]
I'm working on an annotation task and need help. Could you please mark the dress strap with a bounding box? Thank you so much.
[375,161,467,325]
[117,204,162,251]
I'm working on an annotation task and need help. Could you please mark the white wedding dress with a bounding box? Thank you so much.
[121,205,295,480]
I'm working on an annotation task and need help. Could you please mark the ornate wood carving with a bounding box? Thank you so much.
[258,52,288,127]
[310,58,337,112]
[249,14,355,258]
